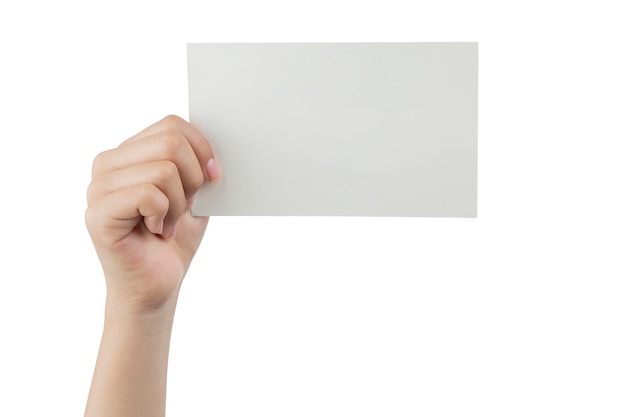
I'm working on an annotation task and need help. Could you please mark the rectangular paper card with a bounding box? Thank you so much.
[188,42,478,217]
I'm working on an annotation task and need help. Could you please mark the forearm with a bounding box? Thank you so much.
[85,295,179,417]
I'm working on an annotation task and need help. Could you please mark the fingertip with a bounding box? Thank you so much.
[144,216,164,235]
[206,157,222,182]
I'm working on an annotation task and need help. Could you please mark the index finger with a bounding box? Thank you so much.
[122,114,220,181]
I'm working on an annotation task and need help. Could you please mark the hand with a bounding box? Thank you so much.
[85,115,222,313]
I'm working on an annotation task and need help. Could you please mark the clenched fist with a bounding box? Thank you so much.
[85,115,222,313]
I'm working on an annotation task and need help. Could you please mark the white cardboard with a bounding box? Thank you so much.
[189,43,477,217]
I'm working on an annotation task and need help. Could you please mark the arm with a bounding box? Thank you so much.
[84,297,178,417]
[84,115,222,417]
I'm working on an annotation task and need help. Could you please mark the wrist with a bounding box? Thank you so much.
[103,272,182,314]
[104,292,179,337]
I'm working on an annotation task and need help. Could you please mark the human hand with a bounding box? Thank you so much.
[85,115,222,313]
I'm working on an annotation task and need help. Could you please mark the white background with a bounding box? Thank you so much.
[1,1,625,416]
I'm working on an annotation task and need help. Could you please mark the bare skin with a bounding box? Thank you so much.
[84,115,222,417]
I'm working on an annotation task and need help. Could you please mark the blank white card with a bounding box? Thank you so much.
[189,43,477,217]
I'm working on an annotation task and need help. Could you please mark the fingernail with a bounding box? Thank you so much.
[162,223,177,239]
[157,219,164,235]
[207,157,222,181]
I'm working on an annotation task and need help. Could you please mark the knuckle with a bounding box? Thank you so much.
[137,182,158,201]
[84,207,94,229]
[162,114,184,129]
[137,183,168,212]
[156,160,179,182]
[190,167,205,190]
[86,181,99,204]
[84,206,99,234]
[91,150,110,177]
[160,130,185,157]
